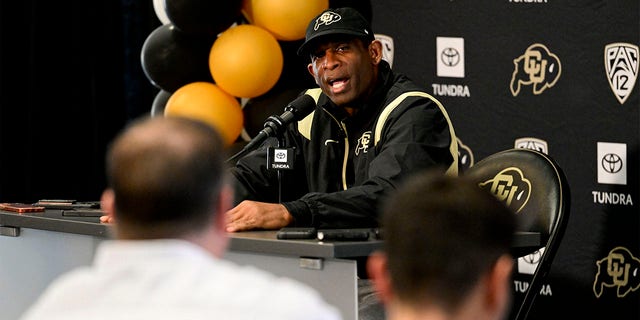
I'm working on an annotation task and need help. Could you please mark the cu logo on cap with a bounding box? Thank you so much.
[314,12,341,30]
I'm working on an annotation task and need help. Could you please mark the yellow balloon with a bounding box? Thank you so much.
[242,0,329,41]
[164,82,244,146]
[209,24,283,98]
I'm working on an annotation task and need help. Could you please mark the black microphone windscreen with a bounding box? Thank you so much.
[286,94,317,121]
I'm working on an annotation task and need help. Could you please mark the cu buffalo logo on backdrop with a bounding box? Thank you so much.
[456,138,474,173]
[593,246,640,298]
[510,43,562,96]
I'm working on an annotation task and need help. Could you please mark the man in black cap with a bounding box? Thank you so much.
[226,7,458,232]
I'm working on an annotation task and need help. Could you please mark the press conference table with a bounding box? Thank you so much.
[0,209,540,320]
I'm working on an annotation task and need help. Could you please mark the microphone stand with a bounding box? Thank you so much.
[275,134,284,203]
[225,114,287,165]
[226,93,316,204]
[226,114,292,203]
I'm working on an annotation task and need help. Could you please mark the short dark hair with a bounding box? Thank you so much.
[105,116,227,238]
[381,170,516,311]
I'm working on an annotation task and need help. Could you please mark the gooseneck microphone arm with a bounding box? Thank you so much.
[226,94,316,165]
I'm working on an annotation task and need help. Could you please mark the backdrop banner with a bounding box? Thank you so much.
[371,1,639,318]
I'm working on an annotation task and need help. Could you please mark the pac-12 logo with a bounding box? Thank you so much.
[605,43,638,105]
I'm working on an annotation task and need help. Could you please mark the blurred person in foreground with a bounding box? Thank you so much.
[21,116,341,320]
[366,171,517,320]
[226,7,458,232]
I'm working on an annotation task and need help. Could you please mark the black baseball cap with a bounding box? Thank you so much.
[297,7,374,56]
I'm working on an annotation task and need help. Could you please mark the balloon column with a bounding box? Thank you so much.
[141,0,370,146]
[209,24,284,98]
[164,82,244,146]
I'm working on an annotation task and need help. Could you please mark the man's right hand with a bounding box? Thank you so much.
[225,200,293,232]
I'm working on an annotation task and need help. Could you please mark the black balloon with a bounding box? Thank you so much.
[140,24,215,93]
[150,89,172,116]
[165,0,243,37]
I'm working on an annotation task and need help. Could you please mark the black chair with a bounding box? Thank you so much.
[464,148,570,320]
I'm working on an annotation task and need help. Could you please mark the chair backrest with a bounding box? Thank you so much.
[464,148,570,320]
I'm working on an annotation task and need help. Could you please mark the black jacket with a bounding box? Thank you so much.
[230,61,458,228]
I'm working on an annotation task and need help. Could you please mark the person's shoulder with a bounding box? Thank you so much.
[18,267,97,320]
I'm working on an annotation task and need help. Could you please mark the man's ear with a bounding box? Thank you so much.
[486,255,514,316]
[218,184,233,215]
[214,184,233,233]
[369,40,383,64]
[366,251,393,305]
[100,189,116,220]
[208,185,232,256]
[307,63,320,85]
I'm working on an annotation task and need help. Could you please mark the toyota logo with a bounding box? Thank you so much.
[440,47,460,67]
[601,153,623,174]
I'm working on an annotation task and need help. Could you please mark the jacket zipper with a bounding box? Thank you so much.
[322,108,350,191]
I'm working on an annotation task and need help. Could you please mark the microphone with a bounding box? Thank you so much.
[254,94,316,145]
[227,94,317,163]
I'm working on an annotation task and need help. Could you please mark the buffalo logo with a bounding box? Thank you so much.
[457,138,474,173]
[593,246,640,298]
[515,137,548,155]
[510,44,562,96]
[314,11,341,31]
[355,131,371,156]
[478,167,531,213]
[605,43,638,105]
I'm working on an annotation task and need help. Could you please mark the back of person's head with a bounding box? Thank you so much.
[104,115,227,239]
[372,170,516,317]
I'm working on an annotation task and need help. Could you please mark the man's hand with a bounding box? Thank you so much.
[225,200,293,232]
[99,215,114,224]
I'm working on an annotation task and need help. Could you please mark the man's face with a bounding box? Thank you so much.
[307,37,379,107]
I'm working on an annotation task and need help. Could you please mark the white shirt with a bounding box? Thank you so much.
[20,239,342,320]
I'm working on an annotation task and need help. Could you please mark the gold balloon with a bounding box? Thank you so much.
[164,82,244,146]
[242,0,329,41]
[209,24,283,98]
